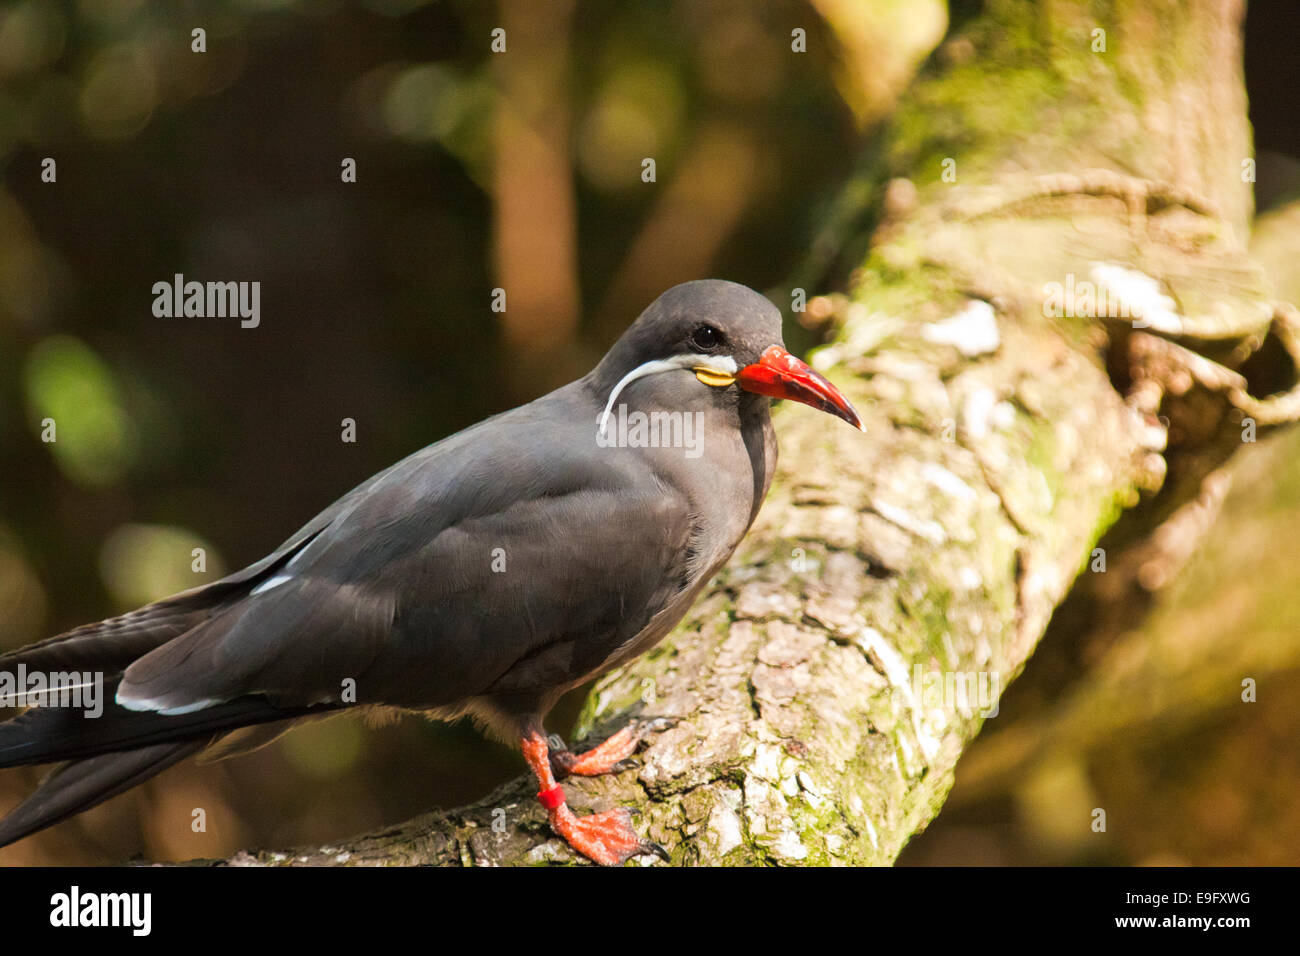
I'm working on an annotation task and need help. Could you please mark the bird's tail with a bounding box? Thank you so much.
[0,675,336,848]
[0,742,207,848]
[0,543,338,848]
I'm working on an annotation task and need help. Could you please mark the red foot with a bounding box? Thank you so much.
[551,724,641,777]
[520,726,668,865]
[549,804,664,866]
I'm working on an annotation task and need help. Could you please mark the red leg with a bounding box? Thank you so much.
[521,728,666,866]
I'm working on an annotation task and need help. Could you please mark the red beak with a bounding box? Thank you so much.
[737,345,864,431]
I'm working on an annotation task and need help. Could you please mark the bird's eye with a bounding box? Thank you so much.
[690,324,722,351]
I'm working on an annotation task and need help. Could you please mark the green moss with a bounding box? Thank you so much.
[1023,414,1062,509]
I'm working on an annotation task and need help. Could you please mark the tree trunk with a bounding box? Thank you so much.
[219,0,1300,866]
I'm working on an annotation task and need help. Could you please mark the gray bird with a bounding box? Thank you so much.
[0,279,862,864]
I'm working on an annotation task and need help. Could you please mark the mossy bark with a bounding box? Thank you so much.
[214,0,1300,866]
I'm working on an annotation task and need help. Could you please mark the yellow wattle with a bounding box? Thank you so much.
[693,367,736,388]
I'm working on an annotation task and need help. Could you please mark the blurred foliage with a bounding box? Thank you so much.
[23,334,137,486]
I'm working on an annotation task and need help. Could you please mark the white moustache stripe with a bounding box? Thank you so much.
[599,353,737,436]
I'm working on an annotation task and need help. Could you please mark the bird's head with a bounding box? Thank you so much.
[592,279,864,432]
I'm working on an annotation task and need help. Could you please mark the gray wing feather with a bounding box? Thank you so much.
[117,390,695,713]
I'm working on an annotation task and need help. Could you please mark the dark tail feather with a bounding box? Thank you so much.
[0,691,339,847]
[0,604,201,676]
[0,530,340,848]
[0,676,339,770]
[0,742,207,848]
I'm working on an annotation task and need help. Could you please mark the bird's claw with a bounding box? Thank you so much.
[548,716,674,778]
[554,806,665,866]
[639,716,678,734]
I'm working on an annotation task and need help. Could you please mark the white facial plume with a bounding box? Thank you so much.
[598,353,738,436]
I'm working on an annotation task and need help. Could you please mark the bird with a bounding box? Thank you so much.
[0,279,863,865]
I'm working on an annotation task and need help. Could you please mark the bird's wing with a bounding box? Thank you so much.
[115,399,698,715]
